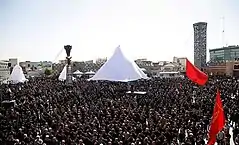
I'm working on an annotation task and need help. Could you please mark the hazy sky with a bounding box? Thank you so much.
[0,0,239,62]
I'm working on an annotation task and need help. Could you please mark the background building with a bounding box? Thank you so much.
[173,57,187,72]
[0,58,18,80]
[204,61,239,76]
[193,22,207,69]
[209,45,239,62]
[19,61,52,77]
[95,58,107,65]
[59,60,67,64]
[20,61,52,70]
[8,58,18,67]
[135,59,153,69]
[161,63,180,72]
[0,60,10,81]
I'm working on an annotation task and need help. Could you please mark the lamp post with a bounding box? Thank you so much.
[64,45,72,85]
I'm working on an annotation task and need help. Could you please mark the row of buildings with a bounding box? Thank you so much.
[2,47,239,80]
[134,57,187,75]
[0,57,108,80]
[0,59,53,80]
[52,57,187,78]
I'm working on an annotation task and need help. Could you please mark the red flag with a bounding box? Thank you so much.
[186,59,208,85]
[207,89,225,145]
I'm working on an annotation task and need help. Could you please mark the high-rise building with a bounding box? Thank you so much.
[193,22,207,69]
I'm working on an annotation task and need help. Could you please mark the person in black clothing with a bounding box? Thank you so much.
[234,125,239,143]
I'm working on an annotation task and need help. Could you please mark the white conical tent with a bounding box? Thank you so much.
[58,65,67,81]
[9,65,27,84]
[89,46,148,82]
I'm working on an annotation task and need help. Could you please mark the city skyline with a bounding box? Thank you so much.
[1,0,239,62]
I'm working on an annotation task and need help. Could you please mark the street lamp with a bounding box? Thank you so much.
[64,45,72,85]
[65,45,72,56]
[64,45,72,64]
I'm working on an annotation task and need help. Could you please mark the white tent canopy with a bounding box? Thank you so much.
[140,68,147,72]
[58,65,67,81]
[9,65,28,84]
[89,46,148,82]
[85,71,95,75]
[73,70,83,75]
[58,65,76,81]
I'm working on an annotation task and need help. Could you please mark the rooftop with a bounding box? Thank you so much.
[193,22,207,25]
[209,45,239,52]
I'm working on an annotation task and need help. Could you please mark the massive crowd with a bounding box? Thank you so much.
[0,76,239,145]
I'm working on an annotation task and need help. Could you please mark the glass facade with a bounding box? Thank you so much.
[209,46,239,62]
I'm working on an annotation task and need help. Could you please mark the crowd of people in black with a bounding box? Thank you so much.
[0,76,239,145]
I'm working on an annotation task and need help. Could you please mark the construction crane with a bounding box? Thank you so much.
[52,48,64,63]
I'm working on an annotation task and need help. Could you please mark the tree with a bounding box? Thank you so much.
[44,68,52,76]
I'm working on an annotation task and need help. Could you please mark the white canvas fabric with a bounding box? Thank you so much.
[89,46,148,82]
[58,65,75,81]
[85,71,95,75]
[73,70,83,75]
[58,65,67,81]
[9,65,27,84]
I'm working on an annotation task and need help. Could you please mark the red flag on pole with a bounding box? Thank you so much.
[186,59,208,86]
[207,89,226,145]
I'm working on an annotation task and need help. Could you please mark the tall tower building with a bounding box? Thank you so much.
[193,22,207,69]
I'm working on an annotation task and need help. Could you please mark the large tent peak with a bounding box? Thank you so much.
[89,46,148,82]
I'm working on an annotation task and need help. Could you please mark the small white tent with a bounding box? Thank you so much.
[58,65,67,81]
[85,71,95,75]
[58,65,76,81]
[89,46,148,82]
[9,65,27,84]
[73,70,83,75]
